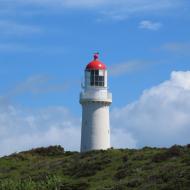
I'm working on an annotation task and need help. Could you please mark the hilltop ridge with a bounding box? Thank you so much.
[0,145,190,190]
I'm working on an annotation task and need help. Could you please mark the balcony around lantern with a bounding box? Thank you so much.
[80,90,112,104]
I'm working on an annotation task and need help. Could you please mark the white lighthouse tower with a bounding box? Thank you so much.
[80,53,112,152]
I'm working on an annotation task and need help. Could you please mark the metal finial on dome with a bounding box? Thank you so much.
[94,52,99,60]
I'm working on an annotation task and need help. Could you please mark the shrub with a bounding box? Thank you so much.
[114,169,128,180]
[167,145,182,157]
[59,181,89,190]
[66,159,107,177]
[110,183,127,190]
[30,145,65,156]
[152,152,169,162]
[127,178,142,188]
[122,155,128,162]
[152,145,182,162]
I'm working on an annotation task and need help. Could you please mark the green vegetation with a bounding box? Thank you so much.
[0,145,190,190]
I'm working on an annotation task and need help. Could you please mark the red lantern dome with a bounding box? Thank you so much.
[86,53,106,70]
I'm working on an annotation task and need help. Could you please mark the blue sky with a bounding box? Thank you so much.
[0,0,190,155]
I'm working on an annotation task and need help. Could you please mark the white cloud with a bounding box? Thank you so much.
[139,20,162,31]
[11,75,64,95]
[0,105,81,156]
[62,0,109,8]
[96,12,128,22]
[0,0,186,20]
[14,0,183,10]
[111,128,137,148]
[0,43,65,54]
[0,44,28,52]
[0,20,41,35]
[0,102,136,156]
[14,75,50,94]
[109,60,151,76]
[111,71,190,148]
[161,42,190,55]
[1,71,190,156]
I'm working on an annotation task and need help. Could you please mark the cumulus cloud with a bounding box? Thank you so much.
[111,71,190,148]
[139,20,162,31]
[1,71,190,156]
[0,105,81,156]
[0,102,136,156]
[111,128,137,148]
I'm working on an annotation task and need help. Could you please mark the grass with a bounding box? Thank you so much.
[0,145,189,189]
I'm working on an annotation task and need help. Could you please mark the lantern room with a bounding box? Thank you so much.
[84,53,108,88]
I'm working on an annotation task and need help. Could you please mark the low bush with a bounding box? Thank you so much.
[152,145,182,162]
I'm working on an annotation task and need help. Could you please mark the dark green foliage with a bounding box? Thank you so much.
[152,145,182,162]
[23,145,65,157]
[0,145,190,190]
[122,154,128,162]
[114,168,128,180]
[60,181,89,190]
[127,178,142,188]
[110,183,127,190]
[62,150,111,178]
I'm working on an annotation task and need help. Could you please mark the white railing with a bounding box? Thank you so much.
[80,91,112,103]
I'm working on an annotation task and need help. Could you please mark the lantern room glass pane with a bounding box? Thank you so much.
[90,69,105,87]
[99,70,104,76]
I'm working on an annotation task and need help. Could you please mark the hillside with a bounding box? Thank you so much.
[0,145,189,190]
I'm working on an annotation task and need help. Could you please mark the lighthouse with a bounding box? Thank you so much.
[80,53,112,152]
